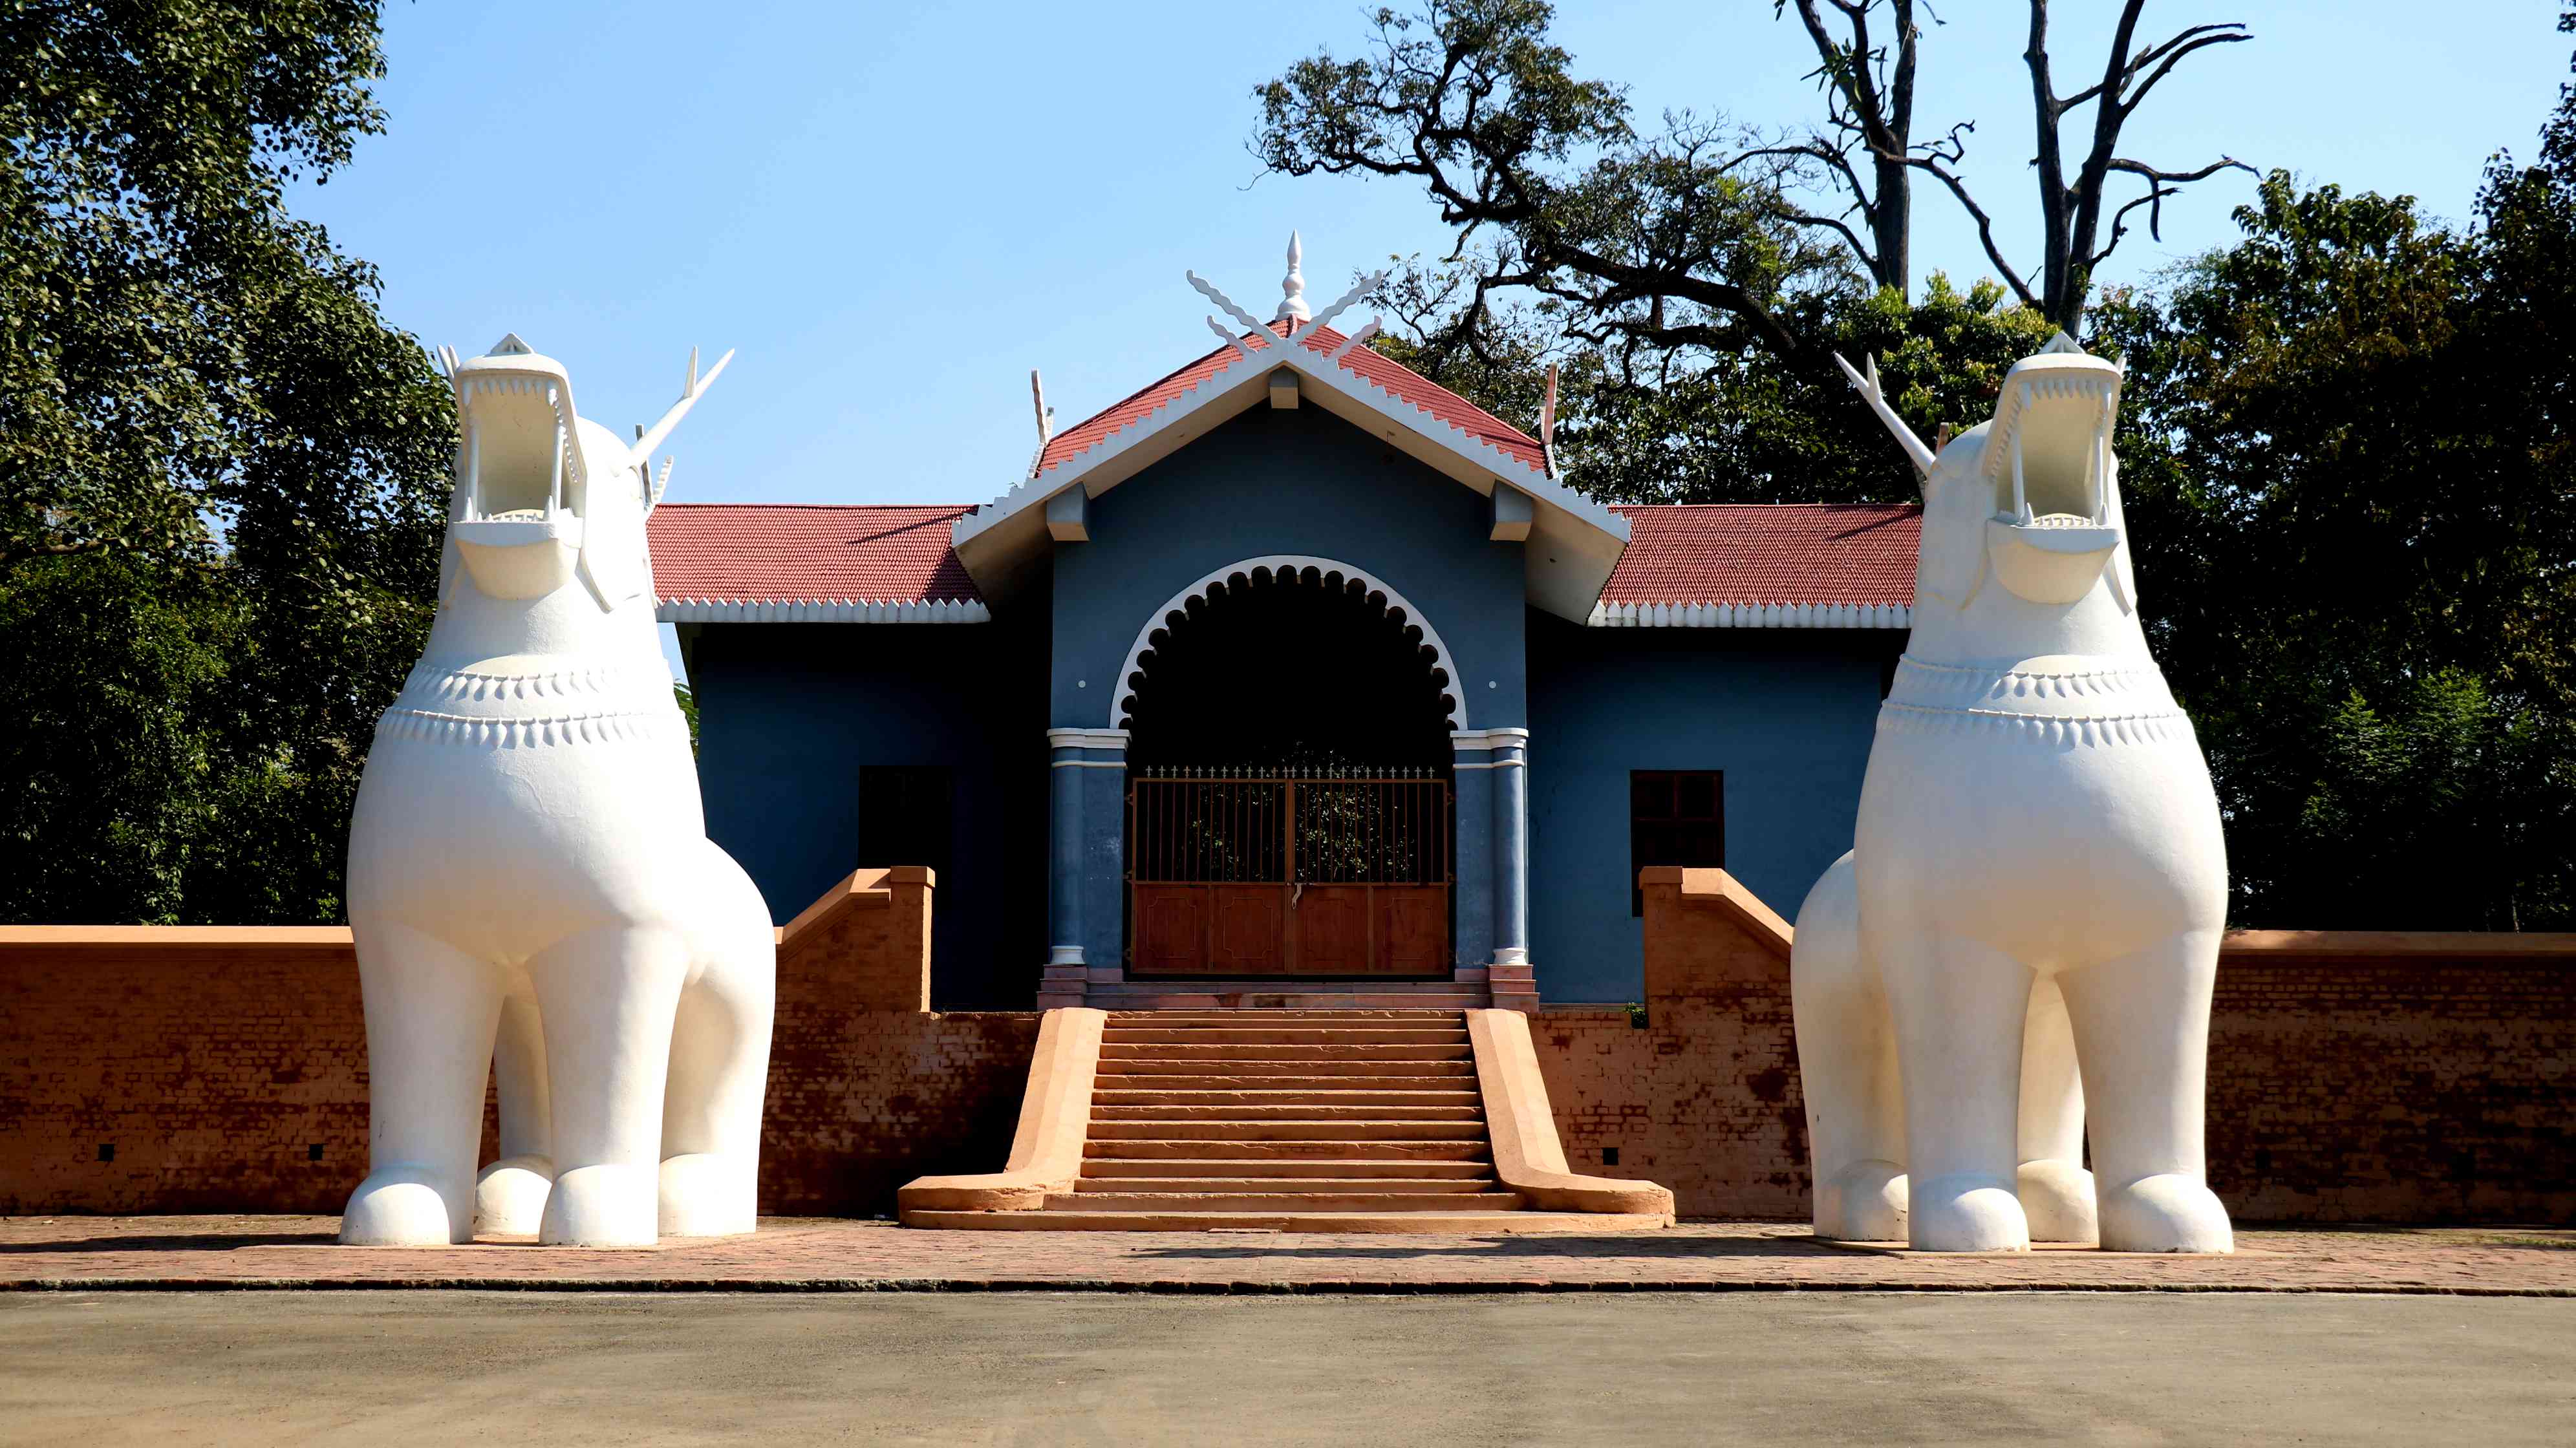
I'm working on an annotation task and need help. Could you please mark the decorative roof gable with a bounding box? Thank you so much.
[948,240,1629,622]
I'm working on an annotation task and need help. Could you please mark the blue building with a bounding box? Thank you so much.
[648,262,1918,1009]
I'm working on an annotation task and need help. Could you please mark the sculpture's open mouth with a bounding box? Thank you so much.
[449,337,587,597]
[1980,348,2124,604]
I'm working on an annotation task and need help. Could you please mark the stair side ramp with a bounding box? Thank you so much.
[897,1007,1107,1213]
[899,1007,1671,1231]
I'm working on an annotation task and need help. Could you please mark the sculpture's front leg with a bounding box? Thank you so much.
[530,925,691,1246]
[339,922,505,1246]
[1881,932,2035,1251]
[2058,931,2234,1253]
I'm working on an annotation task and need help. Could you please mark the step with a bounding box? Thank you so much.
[1091,1103,1483,1122]
[902,1209,1673,1234]
[1086,995,1490,1010]
[1102,1027,1468,1046]
[1072,1176,1500,1195]
[1108,1010,1465,1021]
[1092,1059,1478,1079]
[1086,1138,1489,1161]
[1097,1067,1483,1087]
[1080,1157,1496,1180]
[1091,1088,1483,1107]
[1098,1043,1471,1061]
[1087,1119,1487,1142]
[1042,1191,1530,1213]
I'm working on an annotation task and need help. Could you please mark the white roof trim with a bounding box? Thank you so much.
[1587,601,1913,629]
[656,597,991,624]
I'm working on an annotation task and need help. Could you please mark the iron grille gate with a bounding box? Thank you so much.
[1126,767,1453,977]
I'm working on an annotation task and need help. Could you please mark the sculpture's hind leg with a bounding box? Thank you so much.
[658,852,777,1238]
[1790,853,1907,1241]
[473,979,553,1235]
[2058,930,2233,1253]
[2017,974,2098,1244]
[340,922,503,1246]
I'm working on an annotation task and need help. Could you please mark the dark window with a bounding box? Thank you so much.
[1630,770,1724,915]
[857,765,954,878]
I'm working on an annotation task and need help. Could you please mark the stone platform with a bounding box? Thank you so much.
[5,1216,2570,1295]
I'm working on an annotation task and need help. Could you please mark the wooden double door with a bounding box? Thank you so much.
[1128,769,1452,977]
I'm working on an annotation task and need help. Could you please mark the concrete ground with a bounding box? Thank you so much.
[2,1290,2570,1445]
[9,1215,2575,1293]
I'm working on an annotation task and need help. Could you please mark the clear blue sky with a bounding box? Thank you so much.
[291,1,2570,675]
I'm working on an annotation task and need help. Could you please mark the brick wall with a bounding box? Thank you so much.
[1540,869,2576,1224]
[5,868,2568,1224]
[1533,870,1807,1218]
[0,869,1036,1218]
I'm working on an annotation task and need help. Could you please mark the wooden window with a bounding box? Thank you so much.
[857,765,953,878]
[1629,770,1724,915]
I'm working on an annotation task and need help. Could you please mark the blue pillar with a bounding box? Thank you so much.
[1041,727,1127,1006]
[1454,728,1536,1006]
[1488,730,1530,966]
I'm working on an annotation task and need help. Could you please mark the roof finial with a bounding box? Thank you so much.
[1276,231,1309,322]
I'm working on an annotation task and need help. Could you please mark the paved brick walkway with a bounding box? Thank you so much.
[5,1216,2571,1294]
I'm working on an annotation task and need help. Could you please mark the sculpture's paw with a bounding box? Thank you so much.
[1908,1173,2031,1252]
[539,1163,660,1247]
[2098,1173,2233,1254]
[473,1155,555,1237]
[339,1166,468,1246]
[659,1153,758,1238]
[1814,1159,1908,1242]
[2017,1158,2099,1245]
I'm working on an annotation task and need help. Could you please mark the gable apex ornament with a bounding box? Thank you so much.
[1185,235,1388,367]
[1277,231,1309,322]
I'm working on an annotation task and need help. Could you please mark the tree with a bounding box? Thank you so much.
[1253,0,2249,367]
[0,2,452,924]
[2096,166,2575,928]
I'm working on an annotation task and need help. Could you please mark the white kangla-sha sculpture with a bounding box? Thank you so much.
[1792,334,2234,1254]
[340,335,775,1248]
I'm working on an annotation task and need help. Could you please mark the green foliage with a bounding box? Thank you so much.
[0,1,451,924]
[2092,164,2576,928]
[674,683,701,756]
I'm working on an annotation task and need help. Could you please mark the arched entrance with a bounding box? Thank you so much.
[1119,561,1457,977]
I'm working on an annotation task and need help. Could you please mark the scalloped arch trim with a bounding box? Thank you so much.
[1109,556,1466,731]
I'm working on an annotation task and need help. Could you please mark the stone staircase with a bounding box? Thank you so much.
[899,1009,1673,1232]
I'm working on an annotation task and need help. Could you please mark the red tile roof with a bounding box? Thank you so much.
[1034,321,1549,478]
[649,500,1919,612]
[1600,504,1920,607]
[650,503,983,603]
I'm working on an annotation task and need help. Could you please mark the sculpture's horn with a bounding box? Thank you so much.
[1833,352,1938,480]
[632,347,735,460]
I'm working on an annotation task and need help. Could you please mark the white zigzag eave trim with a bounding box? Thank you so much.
[1583,600,1915,628]
[654,596,993,624]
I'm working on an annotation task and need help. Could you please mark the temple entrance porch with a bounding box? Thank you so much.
[1040,559,1534,1010]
